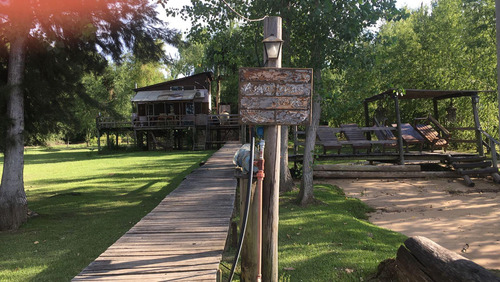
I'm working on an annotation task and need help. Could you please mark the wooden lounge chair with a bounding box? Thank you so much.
[316,126,342,154]
[373,118,397,152]
[392,123,426,152]
[340,124,371,154]
[414,115,450,152]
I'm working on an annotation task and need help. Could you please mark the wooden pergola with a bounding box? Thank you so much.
[363,89,495,164]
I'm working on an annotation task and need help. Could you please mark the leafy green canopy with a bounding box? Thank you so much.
[167,0,398,109]
[75,55,167,144]
[323,0,498,142]
[0,0,178,146]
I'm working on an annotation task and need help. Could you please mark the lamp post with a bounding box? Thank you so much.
[262,16,282,282]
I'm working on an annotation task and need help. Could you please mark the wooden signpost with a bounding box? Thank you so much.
[237,16,312,282]
[239,68,313,125]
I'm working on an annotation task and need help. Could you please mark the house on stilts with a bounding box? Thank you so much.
[96,72,241,150]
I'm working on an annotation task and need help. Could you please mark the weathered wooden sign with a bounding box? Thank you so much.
[239,67,313,125]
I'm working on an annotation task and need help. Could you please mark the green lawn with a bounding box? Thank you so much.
[222,184,407,281]
[0,146,214,281]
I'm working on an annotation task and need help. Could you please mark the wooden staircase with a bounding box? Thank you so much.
[447,155,500,187]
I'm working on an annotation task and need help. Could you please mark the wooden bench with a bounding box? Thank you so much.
[415,115,450,152]
[340,124,371,154]
[373,118,397,152]
[316,126,342,154]
[393,123,426,152]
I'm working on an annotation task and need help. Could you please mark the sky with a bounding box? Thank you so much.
[161,0,433,58]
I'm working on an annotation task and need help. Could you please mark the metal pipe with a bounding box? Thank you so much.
[229,129,255,282]
[256,140,265,282]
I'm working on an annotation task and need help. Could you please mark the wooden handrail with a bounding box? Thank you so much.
[480,129,500,146]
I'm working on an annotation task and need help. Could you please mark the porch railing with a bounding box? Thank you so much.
[97,114,240,129]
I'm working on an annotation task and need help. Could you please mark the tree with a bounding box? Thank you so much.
[326,0,498,149]
[77,55,167,145]
[0,0,175,231]
[266,0,398,205]
[172,41,206,78]
[169,1,398,203]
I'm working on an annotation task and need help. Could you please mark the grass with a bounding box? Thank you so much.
[0,146,214,281]
[221,184,407,281]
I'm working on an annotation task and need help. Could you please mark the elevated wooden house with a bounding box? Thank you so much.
[132,72,212,127]
[97,72,240,150]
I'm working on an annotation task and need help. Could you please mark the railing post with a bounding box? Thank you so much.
[491,138,498,170]
[471,95,484,156]
[393,95,405,165]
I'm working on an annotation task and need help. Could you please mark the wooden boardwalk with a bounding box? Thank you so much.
[73,143,240,281]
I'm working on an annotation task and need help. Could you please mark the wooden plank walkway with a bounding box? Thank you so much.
[73,143,240,281]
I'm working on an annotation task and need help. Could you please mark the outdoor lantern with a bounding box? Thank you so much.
[263,34,283,60]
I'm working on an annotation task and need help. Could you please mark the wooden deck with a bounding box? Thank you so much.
[73,142,241,281]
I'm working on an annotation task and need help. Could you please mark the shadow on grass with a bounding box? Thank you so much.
[276,184,406,281]
[0,149,214,281]
[31,164,203,280]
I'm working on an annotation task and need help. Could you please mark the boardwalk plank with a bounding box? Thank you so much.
[73,143,240,281]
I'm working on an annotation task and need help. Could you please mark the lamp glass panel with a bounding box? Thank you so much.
[266,42,281,59]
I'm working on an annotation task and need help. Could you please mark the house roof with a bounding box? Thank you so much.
[131,89,208,102]
[364,89,494,103]
[134,72,213,92]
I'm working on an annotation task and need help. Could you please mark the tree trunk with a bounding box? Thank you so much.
[280,126,294,192]
[298,69,321,206]
[0,33,28,231]
[496,0,500,139]
[216,74,221,113]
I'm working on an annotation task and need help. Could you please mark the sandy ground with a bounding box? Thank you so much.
[322,177,500,270]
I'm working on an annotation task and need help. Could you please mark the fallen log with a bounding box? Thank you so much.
[314,164,421,172]
[395,236,500,282]
[314,171,456,179]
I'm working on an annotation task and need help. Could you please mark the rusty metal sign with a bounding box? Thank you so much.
[239,68,313,125]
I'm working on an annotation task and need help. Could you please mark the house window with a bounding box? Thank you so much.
[186,103,194,115]
[154,103,165,115]
[195,102,203,114]
[138,104,146,116]
[147,104,154,116]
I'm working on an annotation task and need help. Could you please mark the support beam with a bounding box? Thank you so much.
[393,95,405,165]
[471,95,484,156]
[364,101,371,140]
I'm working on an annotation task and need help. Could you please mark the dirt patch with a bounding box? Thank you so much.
[322,177,500,270]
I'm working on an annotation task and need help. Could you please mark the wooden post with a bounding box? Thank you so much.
[471,95,484,156]
[393,95,405,165]
[490,138,498,170]
[240,176,259,281]
[491,139,500,183]
[262,16,281,282]
[97,130,101,152]
[216,74,221,113]
[364,101,371,140]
